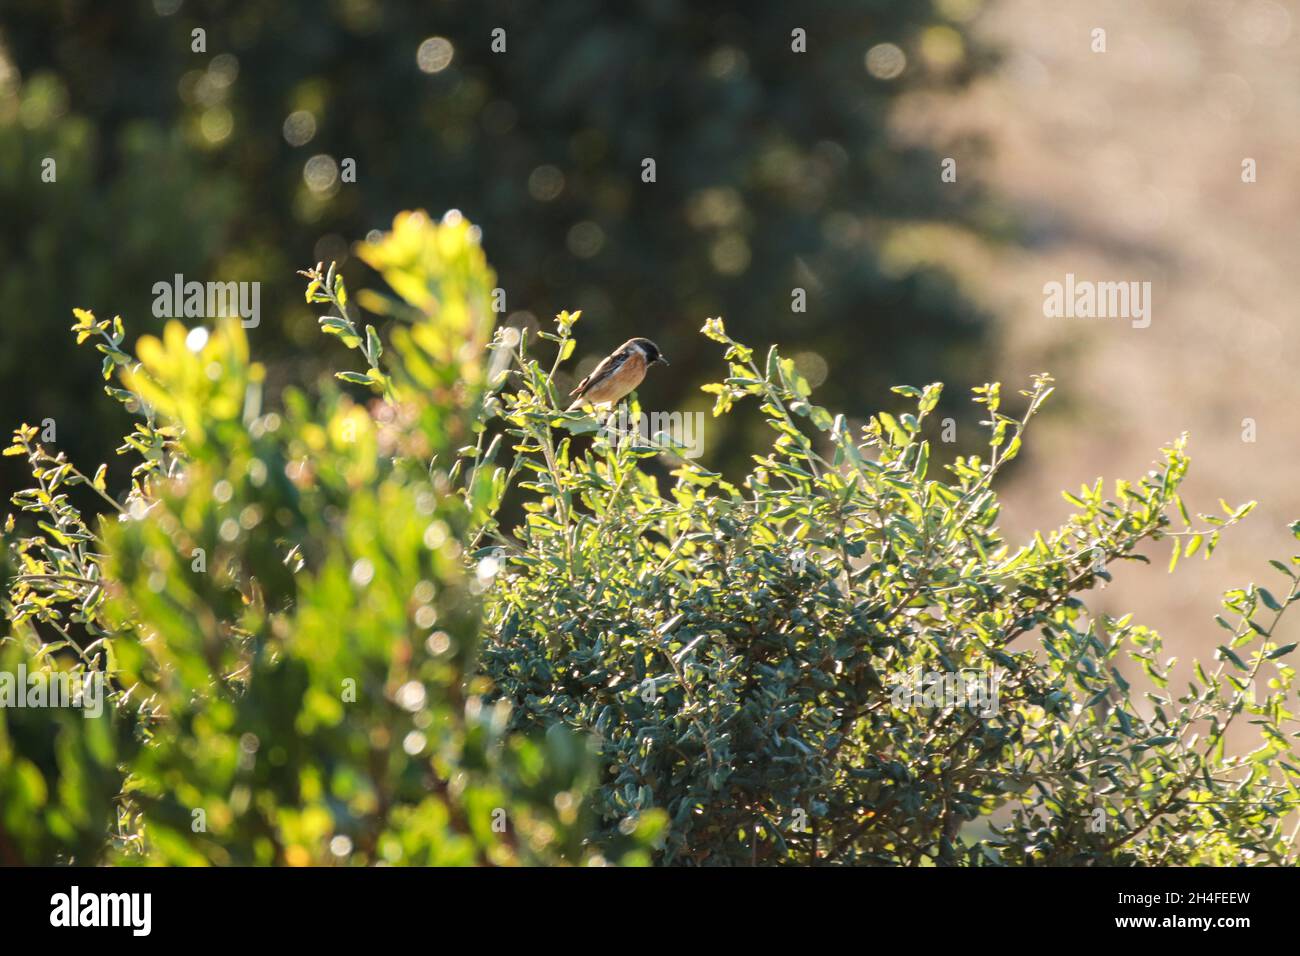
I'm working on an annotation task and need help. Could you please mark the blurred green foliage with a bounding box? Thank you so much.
[2,213,662,865]
[0,633,136,865]
[0,0,999,508]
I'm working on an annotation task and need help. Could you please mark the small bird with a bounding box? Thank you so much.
[566,337,668,411]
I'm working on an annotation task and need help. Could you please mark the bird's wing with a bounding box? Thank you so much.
[569,346,631,398]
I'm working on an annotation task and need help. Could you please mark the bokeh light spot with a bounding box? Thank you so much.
[865,43,907,80]
[417,37,454,74]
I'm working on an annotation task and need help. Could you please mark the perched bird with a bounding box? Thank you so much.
[566,337,668,411]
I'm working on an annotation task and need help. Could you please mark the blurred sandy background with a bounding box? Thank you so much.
[898,0,1300,682]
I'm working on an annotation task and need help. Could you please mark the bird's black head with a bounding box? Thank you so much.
[631,337,668,366]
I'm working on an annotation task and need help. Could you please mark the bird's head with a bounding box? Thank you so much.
[630,337,669,366]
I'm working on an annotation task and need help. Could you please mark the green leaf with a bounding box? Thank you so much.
[1216,645,1247,670]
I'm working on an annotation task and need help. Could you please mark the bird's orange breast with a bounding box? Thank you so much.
[583,351,647,404]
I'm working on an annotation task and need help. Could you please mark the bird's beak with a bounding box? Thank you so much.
[658,356,670,366]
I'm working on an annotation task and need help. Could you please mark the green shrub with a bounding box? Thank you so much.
[4,210,1298,866]
[476,316,1300,866]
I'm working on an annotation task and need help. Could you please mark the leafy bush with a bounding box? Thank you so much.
[4,209,1298,866]
[476,317,1300,866]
